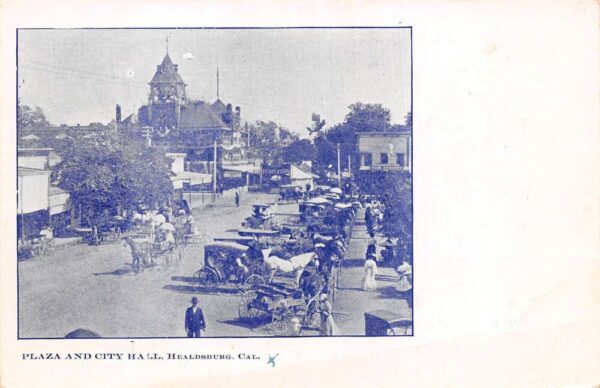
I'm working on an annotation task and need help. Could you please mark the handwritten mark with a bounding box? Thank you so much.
[267,353,279,367]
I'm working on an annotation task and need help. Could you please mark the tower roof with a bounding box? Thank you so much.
[150,53,186,85]
[211,99,227,113]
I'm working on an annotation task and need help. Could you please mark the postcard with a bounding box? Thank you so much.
[1,1,598,387]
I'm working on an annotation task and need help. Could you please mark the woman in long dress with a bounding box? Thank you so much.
[319,294,340,336]
[362,254,378,291]
[396,261,413,292]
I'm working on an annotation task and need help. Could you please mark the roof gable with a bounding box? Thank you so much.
[179,101,228,129]
[150,54,186,85]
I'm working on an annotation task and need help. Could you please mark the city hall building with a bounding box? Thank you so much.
[122,52,260,189]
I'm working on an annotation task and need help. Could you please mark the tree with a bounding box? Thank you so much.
[344,102,391,132]
[17,101,51,131]
[54,127,173,228]
[306,113,326,136]
[381,174,412,244]
[404,111,412,129]
[282,139,316,164]
[246,120,299,164]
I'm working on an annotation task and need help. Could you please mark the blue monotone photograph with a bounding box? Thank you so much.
[17,27,412,338]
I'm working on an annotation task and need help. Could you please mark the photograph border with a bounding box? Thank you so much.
[16,25,413,340]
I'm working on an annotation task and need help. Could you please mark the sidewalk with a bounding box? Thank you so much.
[332,205,412,335]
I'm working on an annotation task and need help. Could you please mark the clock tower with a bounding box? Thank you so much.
[147,53,187,131]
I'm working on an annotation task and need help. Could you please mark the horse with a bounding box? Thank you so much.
[123,237,152,273]
[261,250,317,287]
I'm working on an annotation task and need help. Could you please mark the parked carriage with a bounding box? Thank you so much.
[364,310,413,336]
[194,242,266,290]
[242,203,273,228]
[238,282,323,334]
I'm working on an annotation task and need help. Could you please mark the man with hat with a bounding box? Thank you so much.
[185,297,206,337]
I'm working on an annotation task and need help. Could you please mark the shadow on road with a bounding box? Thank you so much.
[93,265,136,276]
[163,284,241,295]
[218,317,270,331]
[375,274,400,282]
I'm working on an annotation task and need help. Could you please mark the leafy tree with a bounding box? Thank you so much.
[246,120,299,164]
[17,101,51,131]
[404,111,412,129]
[381,174,412,246]
[344,102,391,132]
[54,128,173,228]
[306,113,326,136]
[282,139,316,164]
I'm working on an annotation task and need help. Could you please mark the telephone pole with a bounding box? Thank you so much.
[337,143,341,188]
[213,140,218,200]
[348,153,352,194]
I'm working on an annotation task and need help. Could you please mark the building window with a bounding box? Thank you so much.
[380,153,388,165]
[362,153,372,167]
[396,153,405,167]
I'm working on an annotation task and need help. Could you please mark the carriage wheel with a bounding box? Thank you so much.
[304,300,320,329]
[239,274,266,291]
[238,290,261,321]
[271,300,295,334]
[195,268,218,289]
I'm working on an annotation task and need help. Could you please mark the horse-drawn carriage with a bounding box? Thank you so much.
[238,282,322,334]
[278,184,303,203]
[193,242,267,290]
[124,236,182,273]
[364,310,413,336]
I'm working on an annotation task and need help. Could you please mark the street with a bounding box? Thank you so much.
[18,191,411,338]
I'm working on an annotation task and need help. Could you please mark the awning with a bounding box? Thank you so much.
[170,171,212,189]
[223,164,262,174]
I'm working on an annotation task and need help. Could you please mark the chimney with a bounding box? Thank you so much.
[235,106,240,116]
[227,103,232,112]
[116,104,122,122]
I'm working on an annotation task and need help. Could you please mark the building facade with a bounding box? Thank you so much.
[126,52,258,188]
[357,131,412,173]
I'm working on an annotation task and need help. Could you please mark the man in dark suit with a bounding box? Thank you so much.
[185,297,206,337]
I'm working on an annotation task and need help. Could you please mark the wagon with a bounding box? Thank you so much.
[124,237,182,273]
[238,283,322,335]
[194,242,266,290]
[364,310,413,336]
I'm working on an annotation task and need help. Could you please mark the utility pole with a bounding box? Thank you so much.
[213,140,218,200]
[187,178,192,209]
[337,143,341,188]
[348,153,352,195]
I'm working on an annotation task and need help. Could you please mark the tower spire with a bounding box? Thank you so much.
[166,33,169,54]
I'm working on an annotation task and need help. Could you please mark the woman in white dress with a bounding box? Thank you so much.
[362,253,378,291]
[396,261,413,292]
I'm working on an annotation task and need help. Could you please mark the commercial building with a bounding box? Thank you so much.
[17,148,71,241]
[357,130,412,173]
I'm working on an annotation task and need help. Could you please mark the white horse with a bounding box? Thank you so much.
[261,249,317,287]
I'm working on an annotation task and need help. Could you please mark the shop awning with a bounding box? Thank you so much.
[223,164,262,174]
[170,171,212,189]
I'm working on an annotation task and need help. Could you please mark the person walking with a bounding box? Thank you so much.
[362,253,378,291]
[235,191,240,207]
[365,236,377,260]
[365,205,373,236]
[184,297,206,337]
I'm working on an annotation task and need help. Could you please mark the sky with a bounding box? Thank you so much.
[18,28,411,137]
